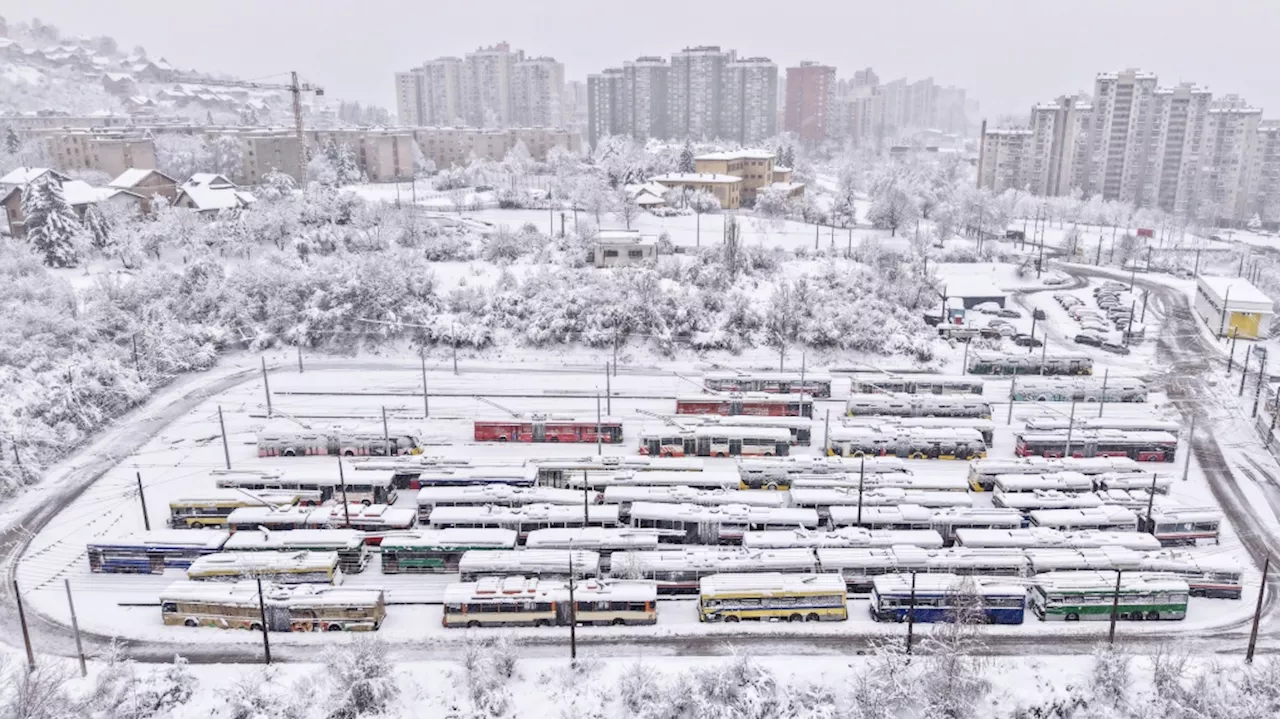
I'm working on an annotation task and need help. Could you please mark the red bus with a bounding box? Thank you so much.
[474,419,623,444]
[1014,431,1176,463]
[675,393,813,418]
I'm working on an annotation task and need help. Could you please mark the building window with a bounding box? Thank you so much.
[603,249,619,258]
[628,250,643,259]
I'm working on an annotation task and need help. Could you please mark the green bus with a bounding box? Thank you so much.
[379,529,517,573]
[1030,571,1189,621]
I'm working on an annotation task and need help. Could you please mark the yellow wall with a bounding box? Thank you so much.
[1229,311,1263,339]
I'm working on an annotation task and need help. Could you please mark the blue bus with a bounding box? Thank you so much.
[869,573,1027,624]
[87,531,230,574]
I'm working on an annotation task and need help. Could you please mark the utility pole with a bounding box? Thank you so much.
[297,346,303,373]
[1107,569,1122,645]
[337,457,352,528]
[905,571,917,655]
[1246,555,1269,663]
[1027,314,1038,355]
[421,354,429,419]
[605,363,612,416]
[1238,340,1249,393]
[1253,351,1268,417]
[1143,474,1159,537]
[382,406,391,456]
[961,340,970,376]
[1063,399,1077,459]
[568,547,578,661]
[1007,377,1017,425]
[132,335,141,376]
[218,405,231,470]
[856,457,866,525]
[136,471,150,531]
[582,471,590,525]
[823,409,831,457]
[1182,415,1195,482]
[261,357,273,418]
[64,579,86,677]
[256,576,272,664]
[14,580,34,671]
[596,393,602,456]
[1097,370,1109,417]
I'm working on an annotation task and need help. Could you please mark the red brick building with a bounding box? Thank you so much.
[784,62,836,144]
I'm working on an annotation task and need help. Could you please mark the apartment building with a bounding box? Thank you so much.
[394,70,425,126]
[40,130,157,176]
[1252,121,1280,226]
[565,80,588,128]
[587,68,625,148]
[412,127,581,168]
[693,148,796,204]
[977,128,1033,193]
[239,130,303,185]
[464,42,522,127]
[622,57,670,141]
[1085,69,1159,202]
[720,57,777,145]
[669,45,733,140]
[310,129,415,182]
[650,172,741,209]
[784,62,836,144]
[1150,83,1212,214]
[423,58,466,126]
[1028,96,1090,197]
[1199,98,1262,224]
[513,57,565,127]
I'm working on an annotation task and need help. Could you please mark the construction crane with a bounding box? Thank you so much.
[181,71,323,183]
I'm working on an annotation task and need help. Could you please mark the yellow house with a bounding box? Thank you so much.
[694,149,779,202]
[650,172,742,210]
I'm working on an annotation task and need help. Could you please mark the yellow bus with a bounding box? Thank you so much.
[168,491,301,529]
[442,576,658,628]
[185,551,342,585]
[698,573,847,623]
[160,581,385,632]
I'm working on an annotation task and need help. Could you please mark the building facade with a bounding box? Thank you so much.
[668,45,733,141]
[1252,121,1280,226]
[622,57,670,141]
[513,57,565,128]
[1150,83,1212,214]
[394,70,425,126]
[464,42,521,127]
[977,128,1033,193]
[720,57,777,145]
[423,58,465,126]
[1085,69,1160,203]
[412,127,581,168]
[1199,99,1262,224]
[586,68,624,148]
[784,62,835,144]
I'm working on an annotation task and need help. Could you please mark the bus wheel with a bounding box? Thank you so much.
[283,449,296,457]
[190,521,203,529]
[1146,611,1160,621]
[535,619,551,627]
[1065,613,1079,622]
[326,624,343,632]
[249,623,264,632]
[763,452,774,457]
[361,499,372,507]
[806,613,820,622]
[184,618,198,627]
[613,618,626,626]
[467,621,480,629]
[789,613,803,623]
[715,453,727,458]
[497,437,508,442]
[725,615,740,623]
[766,482,779,491]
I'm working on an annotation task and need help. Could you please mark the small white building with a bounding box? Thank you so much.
[1194,275,1273,339]
[591,229,657,268]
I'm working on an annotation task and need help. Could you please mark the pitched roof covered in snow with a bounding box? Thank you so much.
[0,167,68,187]
[109,168,177,189]
[175,184,255,212]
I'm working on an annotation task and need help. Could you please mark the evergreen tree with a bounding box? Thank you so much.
[782,145,796,169]
[1248,213,1263,232]
[678,138,696,174]
[4,125,19,155]
[82,203,110,250]
[22,175,82,267]
[334,142,363,186]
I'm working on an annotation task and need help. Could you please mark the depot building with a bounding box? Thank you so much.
[1194,276,1274,339]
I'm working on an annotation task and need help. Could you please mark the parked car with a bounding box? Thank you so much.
[995,308,1022,319]
[1074,332,1104,347]
[1013,334,1044,348]
[973,302,1002,314]
[997,324,1017,338]
[1043,273,1071,286]
[1100,341,1131,355]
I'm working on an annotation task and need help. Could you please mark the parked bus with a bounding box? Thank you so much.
[628,502,820,544]
[1030,571,1189,621]
[442,576,658,628]
[473,418,623,444]
[1096,472,1172,493]
[224,505,326,532]
[638,427,792,458]
[531,457,705,487]
[827,426,987,460]
[426,504,621,540]
[818,547,1028,592]
[568,470,740,491]
[160,581,385,631]
[828,504,934,531]
[392,465,539,491]
[792,474,970,493]
[967,351,1093,376]
[869,574,1027,624]
[1093,488,1157,510]
[213,469,397,506]
[608,547,818,593]
[1024,547,1143,574]
[955,528,1161,551]
[379,529,518,573]
[312,504,418,538]
[702,371,833,398]
[1014,430,1178,462]
[256,424,422,458]
[88,532,229,574]
[222,529,370,573]
[991,472,1094,494]
[602,485,785,521]
[457,549,601,582]
[676,392,814,418]
[849,374,985,396]
[928,507,1026,545]
[1029,506,1138,532]
[737,455,908,482]
[845,416,997,446]
[742,528,945,550]
[416,485,582,522]
[167,491,301,529]
[1012,377,1148,403]
[789,487,971,519]
[993,490,1105,514]
[844,394,992,419]
[185,551,342,584]
[684,414,814,445]
[967,457,1143,491]
[1023,417,1176,433]
[1138,506,1222,546]
[698,573,848,623]
[524,528,661,570]
[1137,551,1243,599]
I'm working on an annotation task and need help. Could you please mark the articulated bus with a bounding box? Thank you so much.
[927,507,1027,545]
[1028,506,1139,533]
[531,457,705,488]
[1030,571,1189,621]
[212,469,397,506]
[473,418,623,444]
[676,393,814,418]
[394,466,539,491]
[168,491,302,529]
[161,581,385,631]
[256,425,423,458]
[818,547,1028,592]
[524,528,661,571]
[603,485,785,521]
[88,531,230,574]
[845,394,992,419]
[698,573,848,623]
[737,455,909,481]
[638,427,792,458]
[222,529,370,573]
[967,351,1093,376]
[827,504,935,531]
[426,504,621,540]
[702,371,833,398]
[954,528,1161,552]
[1014,431,1178,462]
[849,374,985,396]
[608,547,818,593]
[791,474,969,493]
[416,485,582,522]
[869,573,1027,624]
[627,502,820,544]
[827,426,987,460]
[442,577,658,628]
[967,457,1144,491]
[457,549,601,582]
[185,551,342,584]
[380,529,518,573]
[1136,551,1243,599]
[1023,417,1177,434]
[845,416,996,446]
[567,470,740,491]
[741,528,945,551]
[789,487,972,519]
[991,472,1094,494]
[1012,377,1148,403]
[993,490,1104,514]
[1023,547,1144,574]
[683,415,814,445]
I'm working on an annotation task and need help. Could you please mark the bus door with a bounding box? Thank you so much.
[795,427,811,444]
[774,441,790,456]
[266,605,293,632]
[146,551,166,574]
[532,422,546,442]
[683,437,697,456]
[696,436,712,456]
[729,399,744,415]
[555,601,574,626]
[644,438,662,456]
[729,438,743,455]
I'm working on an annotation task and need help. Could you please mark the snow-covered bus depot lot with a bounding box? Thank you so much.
[10,312,1272,655]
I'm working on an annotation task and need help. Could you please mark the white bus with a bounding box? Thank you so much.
[524,528,660,570]
[737,455,908,481]
[186,551,342,585]
[683,415,816,445]
[1137,551,1243,599]
[1029,506,1138,532]
[968,457,1142,491]
[1093,489,1156,510]
[827,426,988,460]
[991,472,1094,494]
[531,457,704,488]
[168,491,303,529]
[442,577,658,628]
[1138,506,1222,546]
[608,547,818,593]
[457,549,601,582]
[789,487,972,518]
[638,427,792,458]
[213,469,397,506]
[702,371,833,398]
[394,465,539,491]
[568,470,740,491]
[849,374,985,396]
[628,502,821,544]
[817,546,1029,591]
[928,507,1026,545]
[993,490,1105,514]
[955,528,1161,551]
[828,504,934,531]
[742,527,945,550]
[415,485,583,522]
[1096,472,1172,493]
[698,573,848,623]
[1011,377,1148,403]
[791,474,969,493]
[426,504,621,541]
[221,529,370,573]
[602,485,785,520]
[1023,416,1177,434]
[844,416,998,446]
[256,424,422,458]
[845,393,993,419]
[379,529,518,574]
[1024,547,1144,574]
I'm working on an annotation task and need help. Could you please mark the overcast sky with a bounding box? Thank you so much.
[6,0,1278,122]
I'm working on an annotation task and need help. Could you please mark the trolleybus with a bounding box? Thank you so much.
[676,393,814,418]
[827,426,987,460]
[818,547,1028,592]
[426,504,621,540]
[608,547,818,593]
[741,527,945,550]
[473,417,623,444]
[845,394,992,419]
[954,528,1161,551]
[967,351,1093,376]
[1028,506,1139,532]
[967,457,1143,491]
[684,414,814,445]
[698,573,848,623]
[602,485,785,521]
[702,371,833,398]
[638,427,792,458]
[628,502,820,544]
[457,549,601,582]
[531,457,704,487]
[222,529,370,573]
[256,426,423,458]
[167,491,302,529]
[185,551,342,584]
[1138,506,1222,546]
[213,469,397,505]
[1137,551,1243,599]
[869,574,1027,624]
[441,577,658,628]
[379,529,518,573]
[789,487,972,518]
[1029,571,1189,621]
[567,470,740,491]
[161,581,385,631]
[416,485,582,522]
[849,374,984,396]
[1011,377,1148,403]
[88,532,229,574]
[1014,431,1177,462]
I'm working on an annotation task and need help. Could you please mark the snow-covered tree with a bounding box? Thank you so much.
[208,133,244,181]
[688,189,721,247]
[867,184,918,236]
[81,203,110,251]
[411,141,434,177]
[4,125,19,155]
[154,134,211,181]
[323,638,399,719]
[22,174,83,267]
[755,185,791,217]
[782,145,795,168]
[259,169,297,202]
[1248,213,1263,232]
[332,141,363,186]
[502,140,534,178]
[678,138,696,174]
[576,174,614,224]
[614,188,642,229]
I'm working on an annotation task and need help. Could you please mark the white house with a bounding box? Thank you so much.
[1195,275,1274,339]
[591,229,658,268]
[174,173,256,214]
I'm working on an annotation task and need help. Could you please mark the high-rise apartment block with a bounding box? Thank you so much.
[978,128,1034,193]
[668,45,733,141]
[622,57,670,141]
[784,62,836,144]
[1200,97,1262,223]
[513,57,565,127]
[422,58,465,126]
[721,57,778,145]
[1086,69,1160,204]
[1150,83,1212,214]
[464,42,521,127]
[394,43,563,131]
[586,68,625,148]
